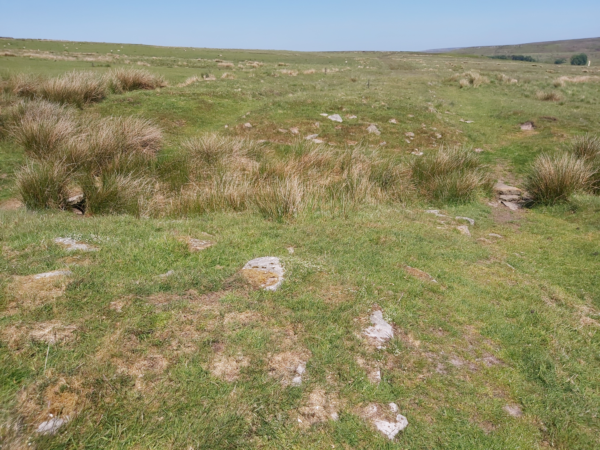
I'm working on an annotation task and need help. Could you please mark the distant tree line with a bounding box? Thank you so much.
[489,55,536,62]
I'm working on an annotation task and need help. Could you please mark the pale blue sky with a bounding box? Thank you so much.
[2,0,599,51]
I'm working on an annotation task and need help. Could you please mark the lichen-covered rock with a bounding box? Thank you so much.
[242,257,284,291]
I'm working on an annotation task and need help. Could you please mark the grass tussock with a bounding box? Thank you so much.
[536,90,562,102]
[568,134,600,193]
[526,153,592,204]
[553,76,600,87]
[496,73,518,84]
[16,161,72,210]
[80,172,153,216]
[107,68,167,92]
[455,71,490,88]
[37,71,107,106]
[411,146,491,202]
[8,100,77,159]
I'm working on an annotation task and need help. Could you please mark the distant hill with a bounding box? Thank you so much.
[440,37,600,64]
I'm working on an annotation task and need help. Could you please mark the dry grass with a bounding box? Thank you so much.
[8,99,78,160]
[554,75,600,87]
[568,134,600,192]
[107,68,167,92]
[177,75,202,87]
[411,146,491,202]
[6,73,42,98]
[37,71,107,107]
[456,71,490,88]
[526,153,592,204]
[496,73,518,84]
[536,90,562,102]
[80,172,153,216]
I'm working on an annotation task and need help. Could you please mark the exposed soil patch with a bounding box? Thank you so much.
[4,271,71,314]
[0,198,24,211]
[297,388,341,428]
[210,353,250,382]
[403,265,436,282]
[268,350,311,386]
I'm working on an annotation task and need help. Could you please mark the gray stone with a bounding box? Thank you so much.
[367,124,381,135]
[456,216,475,226]
[37,417,66,435]
[494,183,521,196]
[328,114,343,123]
[305,134,319,140]
[501,201,521,211]
[457,225,471,236]
[364,311,394,348]
[499,194,521,202]
[33,270,72,280]
[242,257,285,291]
[54,237,98,252]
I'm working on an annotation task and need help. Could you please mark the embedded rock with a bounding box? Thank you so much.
[364,311,394,348]
[242,257,284,291]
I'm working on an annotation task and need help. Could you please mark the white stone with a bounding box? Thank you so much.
[292,376,302,386]
[243,123,252,128]
[389,119,398,124]
[374,415,409,440]
[489,233,503,238]
[456,216,475,226]
[33,270,72,280]
[54,237,97,252]
[501,201,521,211]
[37,417,66,435]
[320,113,329,116]
[425,210,446,217]
[305,134,319,140]
[405,132,415,138]
[457,225,471,236]
[367,124,381,135]
[328,114,343,123]
[347,115,357,119]
[364,311,394,348]
[242,256,285,291]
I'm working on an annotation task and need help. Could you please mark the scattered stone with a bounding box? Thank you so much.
[411,150,423,156]
[347,115,357,119]
[305,134,319,140]
[499,194,520,202]
[34,270,73,280]
[180,237,214,252]
[457,225,471,236]
[242,257,284,291]
[367,124,381,135]
[456,216,475,226]
[504,405,523,417]
[158,270,175,278]
[520,121,534,131]
[405,132,415,138]
[278,128,288,133]
[494,183,521,196]
[389,118,398,124]
[425,209,446,217]
[501,201,521,211]
[405,139,411,144]
[404,265,436,282]
[37,417,66,435]
[320,113,329,117]
[54,238,98,252]
[243,122,252,128]
[477,238,492,244]
[474,148,484,153]
[489,233,503,239]
[435,133,442,139]
[292,362,306,386]
[328,114,343,123]
[290,127,299,135]
[361,403,408,440]
[364,310,394,348]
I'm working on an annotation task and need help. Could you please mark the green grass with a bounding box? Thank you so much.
[1,40,600,449]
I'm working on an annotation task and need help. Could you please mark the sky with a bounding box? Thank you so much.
[2,0,599,51]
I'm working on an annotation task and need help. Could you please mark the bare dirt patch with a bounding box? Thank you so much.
[4,271,71,314]
[268,350,311,386]
[0,199,24,211]
[210,353,250,382]
[403,265,436,282]
[297,388,341,428]
[177,236,215,252]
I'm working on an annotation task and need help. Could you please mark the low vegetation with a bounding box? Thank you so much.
[1,39,599,450]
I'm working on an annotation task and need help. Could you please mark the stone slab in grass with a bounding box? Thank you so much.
[242,256,284,291]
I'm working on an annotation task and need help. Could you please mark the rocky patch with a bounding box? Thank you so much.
[360,403,409,440]
[364,310,394,349]
[297,388,340,428]
[54,237,98,252]
[242,257,284,291]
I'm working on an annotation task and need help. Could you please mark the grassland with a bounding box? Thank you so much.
[1,38,600,449]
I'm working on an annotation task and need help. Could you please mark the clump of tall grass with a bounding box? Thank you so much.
[107,68,167,92]
[456,71,489,88]
[8,100,77,159]
[80,172,153,216]
[567,134,600,193]
[411,146,491,202]
[37,71,107,106]
[536,90,562,102]
[7,73,42,98]
[254,176,305,220]
[525,153,591,204]
[16,161,72,210]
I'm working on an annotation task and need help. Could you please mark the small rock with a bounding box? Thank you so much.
[33,270,73,280]
[411,150,423,156]
[313,139,324,144]
[405,132,415,138]
[435,133,442,139]
[158,270,175,278]
[457,225,471,236]
[347,115,357,119]
[364,310,394,348]
[389,118,398,124]
[425,209,446,217]
[405,139,411,144]
[278,128,288,133]
[243,123,252,128]
[408,114,414,118]
[477,238,492,244]
[494,183,521,196]
[367,124,381,135]
[305,134,319,140]
[373,410,408,440]
[290,127,300,135]
[474,148,484,153]
[520,121,534,131]
[37,417,66,435]
[499,194,520,202]
[504,405,523,417]
[501,201,521,211]
[328,114,343,123]
[54,237,98,252]
[456,216,475,226]
[465,120,474,124]
[287,247,295,254]
[489,233,503,239]
[320,113,329,117]
[242,257,285,291]
[380,141,386,146]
